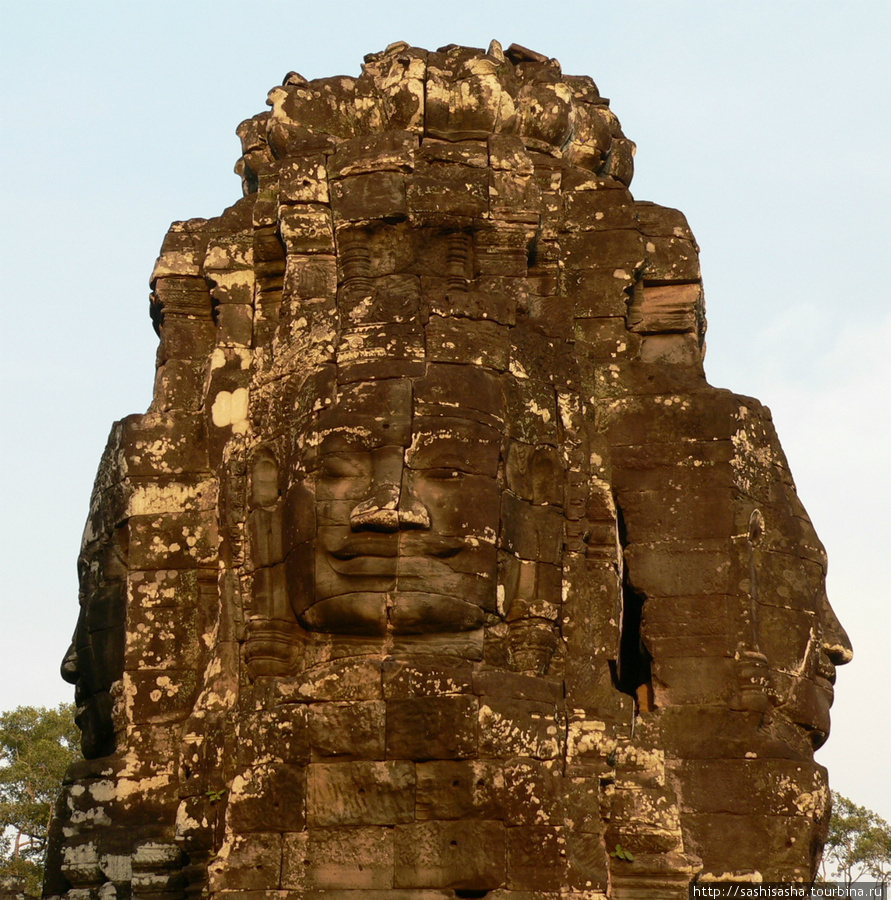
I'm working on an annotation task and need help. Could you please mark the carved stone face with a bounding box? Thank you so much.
[287,371,502,636]
[614,392,853,760]
[781,591,851,747]
[61,529,127,759]
[753,511,852,751]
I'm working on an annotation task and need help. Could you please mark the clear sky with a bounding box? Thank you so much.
[2,1,889,821]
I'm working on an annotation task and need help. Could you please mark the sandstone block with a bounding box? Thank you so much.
[307,760,415,825]
[394,820,506,889]
[499,493,563,564]
[124,669,198,724]
[501,758,563,826]
[627,282,702,334]
[226,764,306,833]
[278,206,335,254]
[642,236,700,282]
[507,825,566,891]
[330,131,418,178]
[305,826,394,890]
[308,700,386,758]
[208,833,281,892]
[561,268,633,318]
[381,658,474,699]
[674,758,827,818]
[277,658,383,703]
[478,698,562,759]
[415,760,504,820]
[425,315,510,369]
[236,707,310,767]
[279,156,329,204]
[561,230,645,272]
[332,172,407,222]
[386,696,478,760]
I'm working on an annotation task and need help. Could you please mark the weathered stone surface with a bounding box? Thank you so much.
[305,826,395,890]
[386,697,479,760]
[393,820,506,889]
[49,40,851,900]
[415,759,504,820]
[307,700,386,758]
[307,760,415,825]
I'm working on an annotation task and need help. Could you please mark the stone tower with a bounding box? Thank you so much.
[45,41,851,899]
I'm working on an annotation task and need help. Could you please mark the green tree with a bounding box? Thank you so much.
[0,704,79,897]
[820,791,891,886]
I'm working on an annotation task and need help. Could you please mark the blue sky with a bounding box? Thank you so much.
[2,1,889,819]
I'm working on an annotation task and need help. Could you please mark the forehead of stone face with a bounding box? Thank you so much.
[407,416,501,478]
[413,364,504,428]
[313,377,413,453]
[78,526,128,590]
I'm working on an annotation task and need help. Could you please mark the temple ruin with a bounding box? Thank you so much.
[45,41,852,899]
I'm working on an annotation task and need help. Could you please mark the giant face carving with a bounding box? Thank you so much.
[60,449,128,760]
[296,374,501,635]
[750,491,853,752]
[242,327,566,675]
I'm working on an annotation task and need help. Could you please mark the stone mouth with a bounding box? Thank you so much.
[330,535,399,559]
[816,654,837,684]
[328,534,465,560]
[299,591,486,634]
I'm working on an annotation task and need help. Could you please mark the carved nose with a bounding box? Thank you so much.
[349,485,432,531]
[349,447,431,531]
[350,486,401,532]
[820,593,853,666]
[397,491,431,529]
[61,642,79,684]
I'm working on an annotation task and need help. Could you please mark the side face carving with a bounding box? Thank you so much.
[750,491,853,752]
[61,461,128,760]
[60,542,123,760]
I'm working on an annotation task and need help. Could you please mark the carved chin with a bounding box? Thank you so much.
[76,691,116,759]
[299,592,486,635]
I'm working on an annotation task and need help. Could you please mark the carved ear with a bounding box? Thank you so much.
[246,446,299,677]
[747,508,765,546]
[248,448,284,571]
[250,447,281,509]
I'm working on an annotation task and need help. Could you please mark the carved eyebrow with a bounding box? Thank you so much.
[407,441,495,475]
[413,452,474,470]
[316,428,374,452]
[408,432,468,453]
[318,452,369,478]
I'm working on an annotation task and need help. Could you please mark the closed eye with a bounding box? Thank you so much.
[319,454,368,478]
[423,467,468,480]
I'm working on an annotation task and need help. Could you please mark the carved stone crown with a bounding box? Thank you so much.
[234,40,635,196]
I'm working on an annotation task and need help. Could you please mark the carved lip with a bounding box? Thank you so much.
[300,591,485,635]
[330,534,463,560]
[73,679,90,708]
[330,536,397,559]
[816,653,837,686]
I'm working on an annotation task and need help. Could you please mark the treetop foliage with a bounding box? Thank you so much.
[821,790,891,886]
[0,704,79,897]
